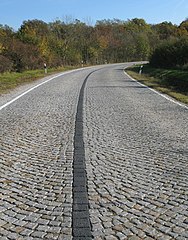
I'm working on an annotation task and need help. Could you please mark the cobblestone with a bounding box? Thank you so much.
[1,64,188,239]
[0,69,89,239]
[84,64,188,239]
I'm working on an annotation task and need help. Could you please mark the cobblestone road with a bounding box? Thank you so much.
[0,64,188,239]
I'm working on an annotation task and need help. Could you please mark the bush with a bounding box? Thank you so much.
[182,63,188,70]
[0,55,13,73]
[150,37,188,68]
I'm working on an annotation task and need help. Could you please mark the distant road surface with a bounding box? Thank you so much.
[0,63,188,239]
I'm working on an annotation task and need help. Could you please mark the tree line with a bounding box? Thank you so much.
[0,18,188,73]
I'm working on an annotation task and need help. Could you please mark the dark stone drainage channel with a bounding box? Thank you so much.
[72,71,97,239]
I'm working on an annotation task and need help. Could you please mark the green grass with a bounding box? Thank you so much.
[125,64,188,104]
[0,66,79,95]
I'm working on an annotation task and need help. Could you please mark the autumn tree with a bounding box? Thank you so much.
[152,21,178,40]
[178,19,188,36]
[0,17,187,73]
[18,20,53,66]
[0,25,16,72]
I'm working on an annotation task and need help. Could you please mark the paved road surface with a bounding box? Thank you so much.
[0,63,188,239]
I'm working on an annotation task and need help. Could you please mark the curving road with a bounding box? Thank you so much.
[0,63,188,239]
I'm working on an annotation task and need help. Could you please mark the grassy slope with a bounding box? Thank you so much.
[126,64,188,104]
[0,66,78,95]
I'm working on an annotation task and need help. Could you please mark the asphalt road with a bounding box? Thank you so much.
[0,63,188,240]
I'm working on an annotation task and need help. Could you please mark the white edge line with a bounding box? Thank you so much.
[0,69,82,111]
[124,70,188,110]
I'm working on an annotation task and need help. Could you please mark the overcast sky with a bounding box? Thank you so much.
[0,0,187,30]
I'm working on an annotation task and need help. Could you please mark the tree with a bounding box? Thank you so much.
[152,21,178,40]
[150,37,188,68]
[178,19,188,36]
[18,19,49,44]
[0,55,13,73]
[0,17,187,73]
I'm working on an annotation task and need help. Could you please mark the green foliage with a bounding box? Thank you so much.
[179,19,188,34]
[150,37,188,68]
[0,55,13,73]
[0,18,188,73]
[18,20,49,44]
[143,65,188,93]
[152,21,178,40]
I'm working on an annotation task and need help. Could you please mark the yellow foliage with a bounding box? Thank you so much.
[39,38,50,58]
[0,43,5,53]
[98,36,108,49]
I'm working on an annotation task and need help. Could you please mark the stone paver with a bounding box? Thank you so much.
[0,69,91,239]
[0,63,188,239]
[84,65,188,239]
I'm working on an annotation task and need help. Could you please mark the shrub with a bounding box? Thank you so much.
[0,55,13,73]
[150,37,188,68]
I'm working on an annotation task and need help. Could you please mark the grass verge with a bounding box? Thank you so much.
[125,64,188,104]
[0,66,80,95]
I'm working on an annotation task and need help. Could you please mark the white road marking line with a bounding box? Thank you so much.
[124,71,188,110]
[0,69,82,111]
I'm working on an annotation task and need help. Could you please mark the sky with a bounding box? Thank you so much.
[0,0,188,30]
